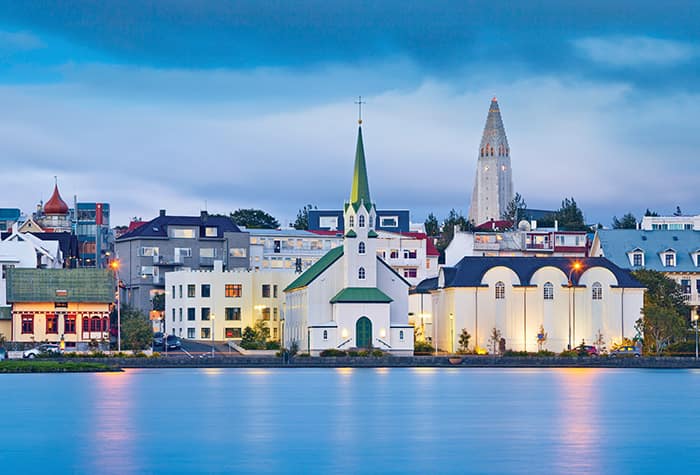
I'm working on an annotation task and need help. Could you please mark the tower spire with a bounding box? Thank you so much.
[350,126,371,210]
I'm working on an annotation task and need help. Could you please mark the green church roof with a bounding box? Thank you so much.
[367,230,379,238]
[349,127,372,212]
[330,287,393,304]
[284,246,344,292]
[345,230,357,238]
[6,268,116,303]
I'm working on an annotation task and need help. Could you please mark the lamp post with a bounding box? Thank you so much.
[109,259,121,352]
[693,312,699,360]
[211,314,216,358]
[449,313,454,354]
[567,261,582,350]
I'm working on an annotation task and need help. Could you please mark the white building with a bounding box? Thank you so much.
[247,228,343,272]
[419,256,644,353]
[640,214,699,231]
[284,124,414,356]
[468,97,514,226]
[165,261,297,342]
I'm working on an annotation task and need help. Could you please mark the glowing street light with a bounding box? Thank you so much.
[110,259,121,352]
[568,261,583,350]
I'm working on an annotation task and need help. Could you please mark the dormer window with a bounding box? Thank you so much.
[633,253,643,267]
[359,215,365,227]
[665,253,676,267]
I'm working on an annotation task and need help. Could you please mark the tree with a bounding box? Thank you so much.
[674,206,683,216]
[118,306,154,350]
[241,326,257,347]
[644,209,659,217]
[594,329,606,353]
[554,197,587,231]
[502,192,527,223]
[151,292,165,311]
[632,269,690,355]
[458,329,471,353]
[612,213,637,229]
[292,204,316,230]
[424,213,440,238]
[254,319,270,341]
[437,209,470,254]
[536,324,548,351]
[230,208,280,229]
[0,332,6,348]
[488,327,502,355]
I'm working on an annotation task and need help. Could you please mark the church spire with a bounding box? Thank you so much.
[479,97,510,157]
[350,125,372,211]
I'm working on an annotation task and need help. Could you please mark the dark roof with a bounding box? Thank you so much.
[6,268,115,303]
[0,208,21,220]
[117,212,241,240]
[424,256,643,289]
[410,277,438,294]
[284,246,344,292]
[595,229,700,272]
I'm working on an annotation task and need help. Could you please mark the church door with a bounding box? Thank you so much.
[356,317,372,348]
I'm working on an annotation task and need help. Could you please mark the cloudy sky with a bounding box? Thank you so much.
[0,1,698,227]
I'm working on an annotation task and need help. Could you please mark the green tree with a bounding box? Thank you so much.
[612,212,637,229]
[554,197,588,231]
[254,319,270,341]
[632,269,690,354]
[241,326,257,346]
[644,209,659,217]
[118,306,154,350]
[0,332,6,347]
[488,327,502,355]
[437,209,470,254]
[292,204,316,230]
[424,213,439,238]
[230,208,280,229]
[458,329,471,353]
[502,192,527,223]
[151,292,165,311]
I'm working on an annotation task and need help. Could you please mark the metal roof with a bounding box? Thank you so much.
[596,229,700,272]
[6,268,115,303]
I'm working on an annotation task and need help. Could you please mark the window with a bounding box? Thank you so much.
[495,281,505,299]
[359,242,366,254]
[201,284,211,298]
[200,248,217,258]
[179,308,183,321]
[187,328,195,339]
[172,285,176,297]
[225,284,242,298]
[179,285,183,298]
[172,308,175,322]
[21,315,33,334]
[45,313,58,334]
[592,282,603,300]
[201,328,210,339]
[170,227,195,238]
[403,268,418,278]
[323,330,328,340]
[225,307,241,321]
[226,327,242,338]
[273,307,278,321]
[140,266,155,276]
[273,285,278,298]
[229,248,247,258]
[358,267,366,280]
[390,249,399,259]
[319,216,339,229]
[262,308,271,321]
[90,317,102,332]
[82,317,90,333]
[138,246,159,257]
[175,248,192,259]
[205,226,218,237]
[380,216,398,228]
[543,282,554,300]
[187,308,196,321]
[64,315,76,334]
[349,216,354,228]
[359,215,365,227]
[665,253,676,267]
[633,253,643,267]
[681,279,691,295]
[273,328,278,339]
[262,284,271,298]
[187,284,196,298]
[697,279,700,296]
[400,330,404,340]
[403,249,417,259]
[201,307,210,321]
[274,241,281,253]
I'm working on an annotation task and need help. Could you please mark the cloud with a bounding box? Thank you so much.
[0,29,44,51]
[573,36,698,68]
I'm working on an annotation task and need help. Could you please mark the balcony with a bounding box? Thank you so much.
[473,242,501,251]
[153,255,186,266]
[525,242,553,251]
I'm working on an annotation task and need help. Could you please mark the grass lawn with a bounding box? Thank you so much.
[0,360,119,373]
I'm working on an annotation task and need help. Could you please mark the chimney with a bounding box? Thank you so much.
[159,209,166,217]
[554,220,558,231]
[201,210,208,222]
[531,220,537,230]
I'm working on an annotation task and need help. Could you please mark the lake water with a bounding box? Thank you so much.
[1,367,699,474]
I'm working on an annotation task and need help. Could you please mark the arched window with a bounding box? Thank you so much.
[359,215,365,227]
[592,282,603,300]
[480,148,484,157]
[358,267,366,280]
[399,330,404,340]
[490,146,494,156]
[543,282,554,300]
[323,330,328,340]
[495,281,505,299]
[359,242,366,254]
[349,215,354,228]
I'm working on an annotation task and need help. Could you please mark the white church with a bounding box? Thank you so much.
[283,122,414,356]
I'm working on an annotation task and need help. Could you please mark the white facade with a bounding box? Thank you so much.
[640,214,699,231]
[247,228,343,271]
[374,231,439,286]
[427,258,644,353]
[165,262,297,342]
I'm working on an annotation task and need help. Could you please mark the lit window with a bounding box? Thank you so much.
[229,248,247,258]
[633,253,643,267]
[543,282,554,300]
[204,227,217,237]
[592,282,603,300]
[665,253,675,267]
[359,242,366,254]
[495,281,505,299]
[358,267,366,280]
[225,284,242,298]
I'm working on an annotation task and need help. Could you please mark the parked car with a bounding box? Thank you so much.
[580,345,599,357]
[23,344,62,359]
[610,345,641,358]
[153,332,164,349]
[165,335,182,350]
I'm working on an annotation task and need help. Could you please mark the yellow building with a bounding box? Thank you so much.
[6,268,114,349]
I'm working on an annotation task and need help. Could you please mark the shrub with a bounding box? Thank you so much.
[356,350,370,357]
[347,350,359,357]
[133,351,147,358]
[265,341,281,350]
[296,353,310,358]
[503,350,529,357]
[663,341,696,356]
[536,350,555,357]
[559,350,578,357]
[151,352,161,358]
[414,341,435,353]
[320,349,347,357]
[371,349,384,357]
[90,351,107,358]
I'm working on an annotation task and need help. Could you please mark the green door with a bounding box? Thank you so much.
[356,317,372,348]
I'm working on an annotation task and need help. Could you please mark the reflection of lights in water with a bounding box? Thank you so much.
[553,368,602,473]
[245,369,271,376]
[412,367,436,376]
[202,368,223,376]
[375,368,389,375]
[335,367,354,376]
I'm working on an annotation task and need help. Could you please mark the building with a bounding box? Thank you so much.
[284,123,414,356]
[640,214,699,231]
[0,240,38,337]
[165,261,295,342]
[590,229,700,319]
[115,210,250,314]
[444,224,589,266]
[309,209,411,233]
[6,268,114,349]
[468,97,514,226]
[418,256,644,353]
[372,230,440,286]
[0,208,21,232]
[248,228,343,272]
[74,202,113,268]
[34,181,72,233]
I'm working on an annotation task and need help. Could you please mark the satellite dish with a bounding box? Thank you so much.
[518,220,531,232]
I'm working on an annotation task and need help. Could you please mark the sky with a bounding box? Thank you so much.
[0,1,698,227]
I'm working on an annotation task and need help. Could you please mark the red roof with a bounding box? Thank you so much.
[475,219,512,231]
[44,184,69,215]
[126,220,146,233]
[309,230,344,236]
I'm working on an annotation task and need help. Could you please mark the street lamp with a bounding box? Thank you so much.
[109,259,121,352]
[449,313,454,354]
[567,261,582,350]
[211,314,216,358]
[693,311,699,360]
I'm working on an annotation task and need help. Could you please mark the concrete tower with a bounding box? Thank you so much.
[468,97,514,226]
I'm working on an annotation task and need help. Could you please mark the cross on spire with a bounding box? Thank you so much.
[355,95,366,125]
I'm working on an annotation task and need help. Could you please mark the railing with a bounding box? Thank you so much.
[473,242,501,251]
[337,338,352,348]
[199,257,215,266]
[525,243,553,250]
[375,338,392,349]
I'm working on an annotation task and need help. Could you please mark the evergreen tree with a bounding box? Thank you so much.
[502,192,527,224]
[644,209,659,217]
[231,209,280,229]
[437,209,470,254]
[612,212,637,229]
[554,197,587,231]
[424,213,439,237]
[292,204,316,230]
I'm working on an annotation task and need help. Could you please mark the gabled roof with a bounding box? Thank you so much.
[596,229,700,272]
[6,268,115,303]
[330,287,392,304]
[284,246,344,292]
[117,212,242,240]
[410,277,438,295]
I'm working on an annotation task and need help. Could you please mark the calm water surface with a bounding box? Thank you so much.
[1,367,699,474]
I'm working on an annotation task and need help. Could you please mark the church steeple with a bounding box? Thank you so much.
[479,97,510,157]
[349,126,372,211]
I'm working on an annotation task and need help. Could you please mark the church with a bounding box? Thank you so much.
[283,121,414,356]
